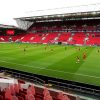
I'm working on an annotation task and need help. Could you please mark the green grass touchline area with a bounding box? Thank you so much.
[0,43,100,86]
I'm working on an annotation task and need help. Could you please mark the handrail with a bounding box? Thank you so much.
[2,69,45,85]
[48,80,100,96]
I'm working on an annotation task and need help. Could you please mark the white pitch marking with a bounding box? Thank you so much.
[0,60,100,79]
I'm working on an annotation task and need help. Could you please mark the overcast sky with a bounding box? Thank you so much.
[0,0,100,26]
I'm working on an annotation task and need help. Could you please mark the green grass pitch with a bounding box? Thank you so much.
[0,43,100,86]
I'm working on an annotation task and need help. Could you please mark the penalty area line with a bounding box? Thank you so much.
[0,60,100,79]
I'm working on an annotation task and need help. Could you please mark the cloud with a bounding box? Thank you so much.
[0,0,100,26]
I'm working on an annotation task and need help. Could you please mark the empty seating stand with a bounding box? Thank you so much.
[58,32,71,42]
[0,83,77,100]
[0,30,100,46]
[71,32,85,45]
[86,32,100,45]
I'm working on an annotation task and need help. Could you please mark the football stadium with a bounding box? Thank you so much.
[0,3,100,100]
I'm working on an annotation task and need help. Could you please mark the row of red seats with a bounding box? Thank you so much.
[70,33,85,45]
[0,82,78,100]
[0,32,100,45]
[30,25,96,31]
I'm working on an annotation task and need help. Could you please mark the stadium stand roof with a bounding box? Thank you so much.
[15,3,100,30]
[0,24,18,29]
[0,24,25,30]
[0,24,24,32]
[0,24,26,35]
[16,3,100,19]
